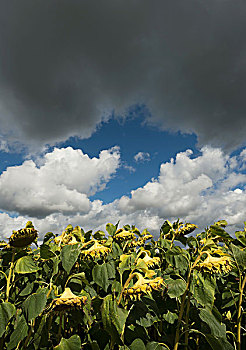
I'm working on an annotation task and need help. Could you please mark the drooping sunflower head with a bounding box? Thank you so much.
[81,240,111,260]
[177,223,198,236]
[54,233,78,246]
[8,222,38,248]
[196,253,232,274]
[0,241,8,249]
[123,272,165,300]
[49,287,87,314]
[136,234,153,246]
[113,229,136,242]
[54,225,84,246]
[139,250,160,268]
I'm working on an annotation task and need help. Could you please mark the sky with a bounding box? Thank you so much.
[0,0,246,239]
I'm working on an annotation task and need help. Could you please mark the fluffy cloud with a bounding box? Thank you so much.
[0,1,246,150]
[1,146,246,240]
[134,152,151,163]
[118,147,246,230]
[0,146,120,217]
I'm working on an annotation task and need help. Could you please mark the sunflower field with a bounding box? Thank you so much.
[0,219,245,350]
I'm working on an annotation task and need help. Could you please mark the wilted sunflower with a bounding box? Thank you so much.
[0,241,8,249]
[113,229,136,242]
[48,288,87,314]
[123,273,165,300]
[142,234,153,241]
[177,223,197,236]
[81,240,111,260]
[54,233,78,246]
[8,222,38,248]
[136,234,153,246]
[125,239,138,248]
[196,253,232,274]
[140,250,160,268]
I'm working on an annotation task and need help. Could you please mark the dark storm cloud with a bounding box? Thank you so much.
[0,0,245,150]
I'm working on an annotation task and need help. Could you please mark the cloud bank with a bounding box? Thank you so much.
[1,146,246,240]
[0,0,246,150]
[0,146,120,217]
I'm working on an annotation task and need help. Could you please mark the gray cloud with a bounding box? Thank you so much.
[0,0,245,150]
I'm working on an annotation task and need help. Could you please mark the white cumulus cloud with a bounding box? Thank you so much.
[1,146,246,240]
[0,146,120,217]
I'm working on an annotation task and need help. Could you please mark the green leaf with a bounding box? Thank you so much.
[127,301,158,328]
[93,230,105,240]
[15,256,39,274]
[92,261,115,291]
[230,243,246,271]
[19,281,34,296]
[235,230,246,246]
[174,254,189,274]
[167,278,186,298]
[7,315,28,350]
[54,335,81,350]
[160,220,172,235]
[101,295,128,345]
[111,280,122,294]
[146,342,169,350]
[0,302,16,337]
[129,339,146,350]
[209,225,232,240]
[90,340,101,350]
[191,271,216,307]
[111,242,123,258]
[106,223,117,236]
[22,290,47,321]
[199,308,226,338]
[118,254,136,274]
[66,272,89,287]
[162,311,178,324]
[40,244,56,259]
[61,243,80,274]
[135,259,148,273]
[136,313,158,328]
[205,334,234,350]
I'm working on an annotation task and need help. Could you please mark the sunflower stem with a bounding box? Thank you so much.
[6,248,15,302]
[23,319,35,349]
[47,271,60,299]
[173,271,191,350]
[58,314,63,342]
[170,233,176,249]
[173,251,208,350]
[237,273,246,350]
[184,292,191,350]
[117,271,137,305]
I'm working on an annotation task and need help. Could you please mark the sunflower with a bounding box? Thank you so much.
[8,222,38,248]
[142,234,153,241]
[113,229,136,242]
[0,241,8,249]
[177,223,197,236]
[123,273,165,300]
[140,250,160,268]
[81,240,111,260]
[54,233,78,246]
[48,287,87,314]
[196,253,232,274]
